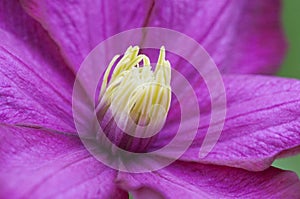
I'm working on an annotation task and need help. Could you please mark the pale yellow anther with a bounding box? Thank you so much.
[99,46,171,130]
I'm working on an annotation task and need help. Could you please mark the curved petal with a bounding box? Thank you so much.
[117,161,300,199]
[20,0,153,72]
[152,75,300,171]
[0,27,74,132]
[0,125,128,198]
[0,0,72,72]
[20,0,285,74]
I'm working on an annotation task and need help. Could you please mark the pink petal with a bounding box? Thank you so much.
[117,161,300,198]
[0,125,128,198]
[0,24,74,132]
[149,0,286,74]
[152,75,300,171]
[20,0,152,72]
[20,0,285,74]
[0,0,73,72]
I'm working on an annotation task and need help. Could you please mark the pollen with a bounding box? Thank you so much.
[98,46,171,134]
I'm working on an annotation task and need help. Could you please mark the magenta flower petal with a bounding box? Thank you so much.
[0,125,128,198]
[117,161,300,198]
[20,0,285,74]
[147,0,286,75]
[0,1,72,73]
[154,75,300,171]
[20,0,152,72]
[0,27,74,132]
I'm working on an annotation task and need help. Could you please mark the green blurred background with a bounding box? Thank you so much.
[273,0,300,176]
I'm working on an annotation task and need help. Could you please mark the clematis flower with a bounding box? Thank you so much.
[1,0,300,199]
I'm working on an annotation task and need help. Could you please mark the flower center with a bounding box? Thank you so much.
[98,46,171,143]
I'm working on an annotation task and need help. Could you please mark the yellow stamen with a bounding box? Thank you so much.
[99,46,171,133]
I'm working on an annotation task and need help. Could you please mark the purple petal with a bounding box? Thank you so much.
[20,0,152,72]
[0,125,128,198]
[0,25,74,132]
[0,0,72,72]
[117,161,300,198]
[21,0,285,74]
[151,75,300,171]
[148,0,286,74]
